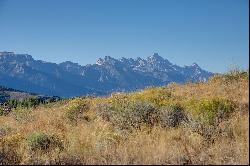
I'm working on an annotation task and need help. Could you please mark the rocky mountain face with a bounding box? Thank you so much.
[0,52,214,97]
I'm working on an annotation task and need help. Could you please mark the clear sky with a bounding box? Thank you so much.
[0,0,248,73]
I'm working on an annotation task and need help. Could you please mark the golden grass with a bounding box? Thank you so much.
[0,72,249,164]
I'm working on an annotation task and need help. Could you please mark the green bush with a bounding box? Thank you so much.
[98,100,158,130]
[64,98,89,123]
[97,99,190,130]
[185,97,235,125]
[26,132,63,151]
[0,134,24,165]
[129,87,172,108]
[26,132,50,150]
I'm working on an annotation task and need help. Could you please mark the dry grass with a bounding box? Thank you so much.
[0,71,249,165]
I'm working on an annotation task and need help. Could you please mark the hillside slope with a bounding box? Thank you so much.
[0,70,248,165]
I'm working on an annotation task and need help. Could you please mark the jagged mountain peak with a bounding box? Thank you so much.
[191,62,200,68]
[136,57,143,61]
[145,53,171,66]
[148,53,163,60]
[96,58,104,65]
[96,53,171,68]
[104,55,113,60]
[0,51,33,62]
[0,51,214,97]
[119,57,136,65]
[95,56,119,66]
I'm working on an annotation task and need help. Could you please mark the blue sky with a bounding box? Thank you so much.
[0,0,248,73]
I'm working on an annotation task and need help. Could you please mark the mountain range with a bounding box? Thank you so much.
[0,52,214,97]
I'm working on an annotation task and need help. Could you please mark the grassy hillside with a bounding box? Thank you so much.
[0,70,249,164]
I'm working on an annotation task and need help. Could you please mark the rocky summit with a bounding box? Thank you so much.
[0,52,214,97]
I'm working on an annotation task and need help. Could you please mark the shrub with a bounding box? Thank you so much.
[64,98,89,123]
[224,69,248,81]
[209,69,248,84]
[187,119,216,141]
[0,134,24,165]
[129,87,172,107]
[26,132,63,151]
[26,132,50,151]
[185,97,235,125]
[97,100,158,130]
[159,104,188,128]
